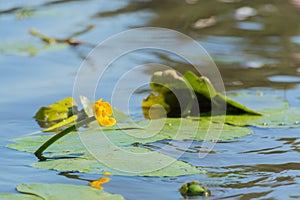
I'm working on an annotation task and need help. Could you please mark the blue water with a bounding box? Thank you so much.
[1,1,300,199]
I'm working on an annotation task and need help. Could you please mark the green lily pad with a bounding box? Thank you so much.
[226,91,289,114]
[8,129,204,177]
[9,118,252,152]
[0,183,124,200]
[8,114,253,176]
[9,86,299,178]
[0,194,41,200]
[33,147,203,177]
[86,118,253,147]
[200,92,300,128]
[215,107,300,128]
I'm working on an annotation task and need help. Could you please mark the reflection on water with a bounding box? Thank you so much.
[142,126,300,199]
[1,0,300,199]
[92,0,300,90]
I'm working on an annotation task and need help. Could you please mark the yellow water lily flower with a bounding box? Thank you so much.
[94,99,116,126]
[89,177,111,190]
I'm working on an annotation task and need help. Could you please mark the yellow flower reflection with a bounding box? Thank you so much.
[94,99,116,126]
[89,177,111,190]
[103,171,112,176]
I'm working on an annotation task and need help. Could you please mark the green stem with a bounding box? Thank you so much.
[29,29,56,44]
[34,116,95,161]
[69,25,94,38]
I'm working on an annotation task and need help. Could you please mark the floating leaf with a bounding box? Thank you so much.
[8,115,252,176]
[0,194,41,200]
[111,108,130,123]
[204,92,300,128]
[215,107,300,128]
[33,148,203,177]
[8,115,252,178]
[9,118,252,150]
[86,118,253,147]
[8,127,205,176]
[9,87,300,179]
[227,91,289,114]
[0,183,124,200]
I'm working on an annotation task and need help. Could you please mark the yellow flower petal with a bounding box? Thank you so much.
[99,116,116,126]
[94,99,116,126]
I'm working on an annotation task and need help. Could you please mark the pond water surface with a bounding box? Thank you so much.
[1,1,300,199]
